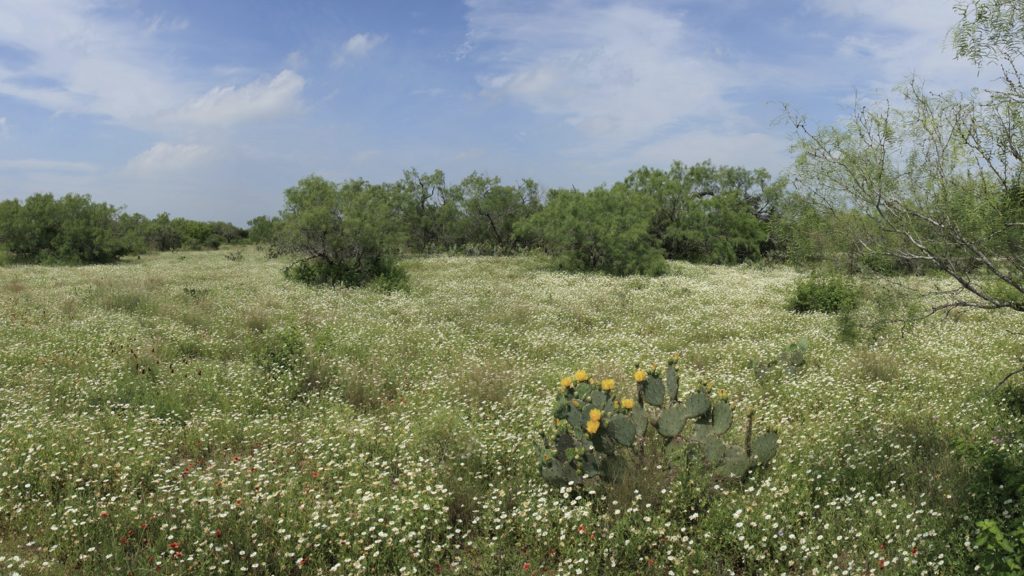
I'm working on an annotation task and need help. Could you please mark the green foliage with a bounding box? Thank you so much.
[0,193,130,264]
[519,186,666,276]
[245,215,279,245]
[457,172,540,254]
[975,519,1024,574]
[539,355,778,489]
[621,160,782,264]
[274,175,407,287]
[788,274,860,314]
[394,168,464,252]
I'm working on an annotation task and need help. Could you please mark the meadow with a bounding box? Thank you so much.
[0,248,1021,575]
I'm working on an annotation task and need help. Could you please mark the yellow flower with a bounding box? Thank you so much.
[588,408,602,422]
[621,398,635,410]
[585,420,600,435]
[560,376,573,389]
[670,352,682,365]
[574,370,589,383]
[716,388,730,401]
[633,369,647,383]
[600,378,615,391]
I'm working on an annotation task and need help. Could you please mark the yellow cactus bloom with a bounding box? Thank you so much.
[574,369,589,383]
[633,369,647,383]
[717,388,730,401]
[585,420,600,434]
[588,408,603,422]
[600,378,615,391]
[670,352,682,365]
[621,398,635,410]
[560,376,573,390]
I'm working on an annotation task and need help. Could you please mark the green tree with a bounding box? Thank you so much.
[520,186,666,276]
[394,168,460,252]
[458,173,540,253]
[273,175,407,286]
[791,0,1024,337]
[621,161,783,263]
[0,193,128,264]
[246,215,279,245]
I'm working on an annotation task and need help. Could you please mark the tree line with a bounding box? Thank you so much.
[0,193,245,264]
[259,161,804,285]
[0,160,934,277]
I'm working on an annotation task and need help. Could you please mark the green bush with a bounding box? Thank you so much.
[787,274,860,313]
[519,187,666,276]
[273,175,407,287]
[0,193,130,264]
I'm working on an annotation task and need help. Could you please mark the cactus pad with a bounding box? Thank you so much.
[606,415,637,447]
[666,364,679,403]
[750,431,778,465]
[704,435,727,465]
[645,376,666,407]
[716,446,750,479]
[683,391,711,419]
[711,402,732,435]
[656,405,686,437]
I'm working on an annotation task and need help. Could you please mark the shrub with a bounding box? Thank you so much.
[787,274,860,313]
[0,193,130,264]
[273,175,407,287]
[519,187,666,276]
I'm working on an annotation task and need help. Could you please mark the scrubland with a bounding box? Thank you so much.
[0,249,1020,575]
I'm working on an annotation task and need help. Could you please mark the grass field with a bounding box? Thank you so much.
[0,248,1021,575]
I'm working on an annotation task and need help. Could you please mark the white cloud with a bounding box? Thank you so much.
[0,0,304,128]
[465,1,736,145]
[804,0,986,90]
[0,116,7,137]
[0,158,97,173]
[172,70,305,126]
[0,0,186,122]
[286,50,306,69]
[333,33,386,66]
[125,142,210,174]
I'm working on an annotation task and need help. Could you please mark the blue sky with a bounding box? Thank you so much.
[0,0,987,223]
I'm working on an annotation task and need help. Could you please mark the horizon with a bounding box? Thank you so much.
[0,0,990,225]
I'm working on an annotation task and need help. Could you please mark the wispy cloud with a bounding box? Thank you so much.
[125,142,211,174]
[171,70,305,127]
[465,1,736,145]
[0,158,97,173]
[0,116,7,137]
[333,33,386,67]
[803,0,983,90]
[0,0,304,129]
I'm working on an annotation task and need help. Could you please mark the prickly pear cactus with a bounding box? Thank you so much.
[539,353,780,487]
[538,370,641,485]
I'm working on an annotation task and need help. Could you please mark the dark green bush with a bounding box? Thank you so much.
[0,193,130,264]
[273,175,407,288]
[518,186,666,276]
[787,274,860,313]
